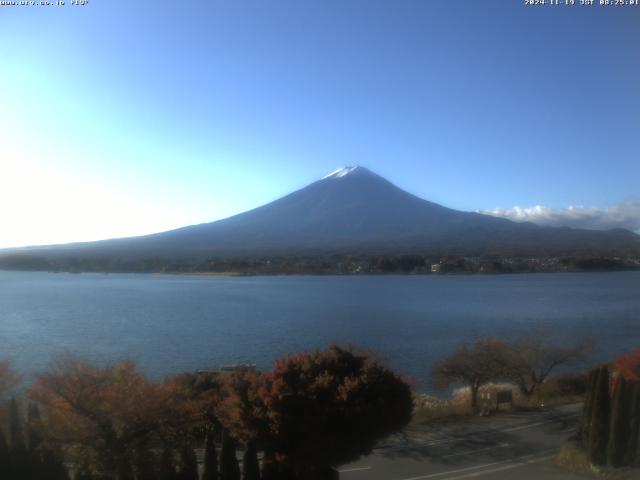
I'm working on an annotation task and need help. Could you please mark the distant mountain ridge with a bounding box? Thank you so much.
[2,166,639,263]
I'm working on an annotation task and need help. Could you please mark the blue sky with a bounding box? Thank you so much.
[1,1,639,247]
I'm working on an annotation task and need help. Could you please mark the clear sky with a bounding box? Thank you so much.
[1,0,639,248]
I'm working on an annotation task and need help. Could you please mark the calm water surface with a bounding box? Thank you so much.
[1,270,638,390]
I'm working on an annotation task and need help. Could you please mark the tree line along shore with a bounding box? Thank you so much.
[1,252,639,275]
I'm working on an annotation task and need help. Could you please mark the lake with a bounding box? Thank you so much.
[1,270,638,391]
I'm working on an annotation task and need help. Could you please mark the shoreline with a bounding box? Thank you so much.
[0,267,638,277]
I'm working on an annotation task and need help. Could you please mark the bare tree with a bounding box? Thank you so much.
[503,333,594,396]
[434,339,510,410]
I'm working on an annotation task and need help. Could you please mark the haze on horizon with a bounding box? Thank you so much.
[1,1,639,249]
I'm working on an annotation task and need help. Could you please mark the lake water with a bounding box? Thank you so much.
[1,270,638,391]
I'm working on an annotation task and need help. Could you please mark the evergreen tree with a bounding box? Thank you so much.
[607,376,631,466]
[260,451,294,480]
[242,442,260,480]
[27,403,69,480]
[117,456,135,480]
[41,449,71,480]
[159,447,178,480]
[26,403,45,479]
[134,438,157,480]
[624,381,640,466]
[74,464,96,480]
[9,397,25,451]
[0,430,9,480]
[588,365,611,466]
[178,444,199,480]
[305,466,339,480]
[27,403,43,451]
[580,369,597,447]
[219,430,240,480]
[8,397,27,480]
[260,451,278,480]
[202,430,219,480]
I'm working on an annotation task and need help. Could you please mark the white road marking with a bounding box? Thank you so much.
[400,414,578,448]
[499,420,550,432]
[500,414,578,433]
[398,461,506,480]
[338,466,372,473]
[382,423,534,449]
[439,454,555,480]
[397,451,556,480]
[440,443,509,458]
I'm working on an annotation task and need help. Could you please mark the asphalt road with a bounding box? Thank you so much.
[337,404,600,480]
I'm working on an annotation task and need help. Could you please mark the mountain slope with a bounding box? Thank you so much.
[3,166,639,260]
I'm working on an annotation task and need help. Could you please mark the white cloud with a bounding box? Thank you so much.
[480,202,640,233]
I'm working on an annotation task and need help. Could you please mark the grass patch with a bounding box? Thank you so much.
[555,443,594,475]
[554,443,640,479]
[412,381,583,425]
[412,395,472,424]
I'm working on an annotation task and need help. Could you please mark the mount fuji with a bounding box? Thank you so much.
[2,166,639,263]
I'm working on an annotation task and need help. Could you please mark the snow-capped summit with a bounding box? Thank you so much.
[323,166,363,179]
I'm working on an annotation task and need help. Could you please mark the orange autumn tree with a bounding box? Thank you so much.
[155,372,223,480]
[210,352,411,479]
[29,357,168,479]
[0,360,19,400]
[215,370,268,480]
[216,346,413,480]
[0,359,20,435]
[0,360,20,478]
[215,370,269,446]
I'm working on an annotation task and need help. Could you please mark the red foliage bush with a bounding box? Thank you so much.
[611,347,640,395]
[613,348,640,383]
